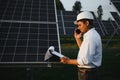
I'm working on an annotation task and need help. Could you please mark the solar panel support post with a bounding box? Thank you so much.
[105,26,120,48]
[100,20,108,35]
[93,12,105,36]
[110,12,120,34]
[96,18,105,36]
[105,19,120,48]
[60,10,66,35]
[54,0,61,54]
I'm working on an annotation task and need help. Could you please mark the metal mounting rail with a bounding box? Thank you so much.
[0,20,57,24]
[0,62,63,68]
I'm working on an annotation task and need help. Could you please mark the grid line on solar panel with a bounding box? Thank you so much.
[0,0,10,20]
[0,0,56,22]
[0,0,60,63]
[0,22,13,61]
[0,22,59,62]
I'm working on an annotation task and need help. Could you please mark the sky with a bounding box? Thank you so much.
[60,0,118,20]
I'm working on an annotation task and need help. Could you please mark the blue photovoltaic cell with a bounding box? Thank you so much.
[0,23,60,62]
[0,0,60,64]
[0,0,56,22]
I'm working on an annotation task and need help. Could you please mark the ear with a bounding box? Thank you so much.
[86,20,89,26]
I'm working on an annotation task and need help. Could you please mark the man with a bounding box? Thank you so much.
[60,11,102,80]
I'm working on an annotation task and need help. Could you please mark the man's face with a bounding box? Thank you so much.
[77,20,89,33]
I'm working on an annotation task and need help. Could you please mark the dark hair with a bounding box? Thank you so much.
[77,19,94,28]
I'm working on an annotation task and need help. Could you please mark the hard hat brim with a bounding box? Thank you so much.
[74,20,77,25]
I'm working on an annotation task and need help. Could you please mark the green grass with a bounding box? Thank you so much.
[99,47,120,80]
[0,36,120,80]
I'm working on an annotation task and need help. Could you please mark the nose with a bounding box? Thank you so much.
[78,26,81,30]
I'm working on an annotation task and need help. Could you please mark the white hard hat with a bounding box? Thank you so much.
[74,11,94,24]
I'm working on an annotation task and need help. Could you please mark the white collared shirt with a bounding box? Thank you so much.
[77,28,102,68]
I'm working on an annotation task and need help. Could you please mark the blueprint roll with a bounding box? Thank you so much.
[51,51,64,58]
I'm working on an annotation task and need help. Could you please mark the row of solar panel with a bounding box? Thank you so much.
[0,15,55,21]
[0,28,57,34]
[0,46,58,55]
[0,0,55,21]
[0,22,59,62]
[0,22,57,28]
[0,0,58,63]
[0,0,55,6]
[0,49,59,62]
[0,38,58,46]
[57,10,120,36]
[0,54,45,62]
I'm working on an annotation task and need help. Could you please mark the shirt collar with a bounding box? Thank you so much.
[83,28,95,37]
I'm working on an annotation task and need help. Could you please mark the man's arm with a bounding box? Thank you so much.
[60,57,79,65]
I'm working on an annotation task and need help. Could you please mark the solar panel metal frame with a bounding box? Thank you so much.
[0,0,61,67]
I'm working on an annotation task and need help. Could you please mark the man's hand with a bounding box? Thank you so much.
[74,29,83,47]
[74,29,82,39]
[60,56,70,64]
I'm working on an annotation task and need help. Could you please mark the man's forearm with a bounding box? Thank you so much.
[66,59,78,65]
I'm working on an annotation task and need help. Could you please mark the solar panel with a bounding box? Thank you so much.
[112,0,120,13]
[110,12,120,26]
[0,0,61,66]
[57,10,108,36]
[0,0,56,22]
[57,10,77,35]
